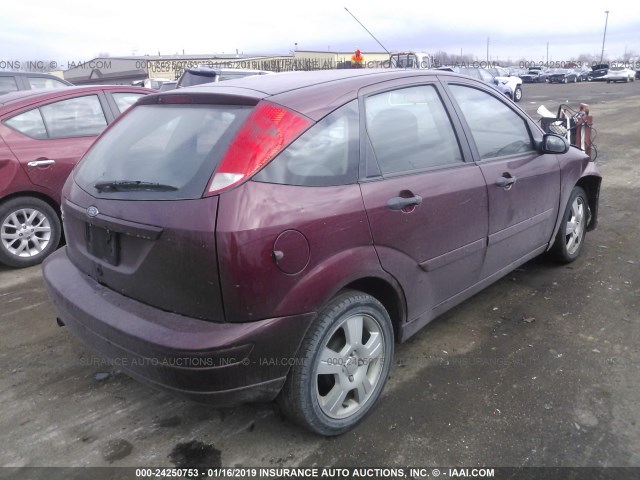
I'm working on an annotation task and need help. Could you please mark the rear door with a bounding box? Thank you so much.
[359,80,489,323]
[443,81,560,277]
[1,92,112,199]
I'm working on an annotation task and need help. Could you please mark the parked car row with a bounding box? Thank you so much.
[436,66,523,102]
[511,64,636,84]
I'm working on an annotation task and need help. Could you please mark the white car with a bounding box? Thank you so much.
[488,66,523,102]
[605,67,636,83]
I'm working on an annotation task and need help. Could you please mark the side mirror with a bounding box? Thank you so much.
[539,133,569,154]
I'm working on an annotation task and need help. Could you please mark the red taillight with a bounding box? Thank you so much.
[205,101,312,195]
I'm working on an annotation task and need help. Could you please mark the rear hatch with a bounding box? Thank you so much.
[66,94,258,322]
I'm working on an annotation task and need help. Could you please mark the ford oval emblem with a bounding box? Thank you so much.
[87,206,99,217]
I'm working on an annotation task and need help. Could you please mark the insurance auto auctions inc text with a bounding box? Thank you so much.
[206,467,495,478]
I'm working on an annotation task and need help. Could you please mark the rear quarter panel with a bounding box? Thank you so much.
[216,181,387,322]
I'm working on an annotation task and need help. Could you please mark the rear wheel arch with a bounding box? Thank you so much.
[1,191,61,218]
[271,247,400,320]
[342,276,406,341]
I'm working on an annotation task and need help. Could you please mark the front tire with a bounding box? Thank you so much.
[0,196,61,268]
[550,187,588,263]
[513,86,523,102]
[278,290,394,436]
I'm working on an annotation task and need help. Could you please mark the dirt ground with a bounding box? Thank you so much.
[1,80,638,472]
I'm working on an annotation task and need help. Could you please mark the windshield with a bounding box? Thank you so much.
[75,104,252,200]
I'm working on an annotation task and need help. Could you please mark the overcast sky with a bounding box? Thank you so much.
[1,0,639,68]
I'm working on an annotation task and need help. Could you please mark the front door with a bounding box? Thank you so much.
[359,82,489,323]
[444,83,560,277]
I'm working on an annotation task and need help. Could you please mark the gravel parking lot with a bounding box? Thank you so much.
[1,81,639,472]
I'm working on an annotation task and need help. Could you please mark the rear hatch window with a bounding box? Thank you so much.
[75,104,251,200]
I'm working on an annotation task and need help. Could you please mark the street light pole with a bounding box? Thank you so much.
[600,10,610,64]
[487,37,490,62]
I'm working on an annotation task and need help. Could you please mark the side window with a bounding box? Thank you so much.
[112,92,146,113]
[39,95,107,138]
[4,109,48,139]
[0,76,19,95]
[27,77,69,90]
[449,85,534,159]
[365,85,463,175]
[254,100,359,187]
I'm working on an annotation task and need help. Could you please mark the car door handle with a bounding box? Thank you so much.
[387,195,423,211]
[495,175,516,188]
[27,159,56,168]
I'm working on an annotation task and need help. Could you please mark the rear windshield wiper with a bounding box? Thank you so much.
[94,180,178,192]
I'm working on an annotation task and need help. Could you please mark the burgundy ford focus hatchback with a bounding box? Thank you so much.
[43,69,601,435]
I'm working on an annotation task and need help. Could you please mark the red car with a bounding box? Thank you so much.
[43,70,601,435]
[0,85,153,267]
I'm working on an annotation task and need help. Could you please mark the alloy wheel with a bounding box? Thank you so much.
[315,313,385,419]
[1,208,52,258]
[564,196,585,256]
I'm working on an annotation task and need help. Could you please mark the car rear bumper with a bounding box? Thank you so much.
[43,247,315,406]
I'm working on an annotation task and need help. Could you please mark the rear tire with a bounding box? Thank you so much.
[550,187,588,263]
[278,290,394,436]
[0,196,61,268]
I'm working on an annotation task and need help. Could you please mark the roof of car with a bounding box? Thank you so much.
[165,69,451,97]
[0,85,153,110]
[184,66,271,75]
[0,71,72,81]
[146,69,477,121]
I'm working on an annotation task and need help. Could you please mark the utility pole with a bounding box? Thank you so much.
[546,42,549,67]
[600,11,610,64]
